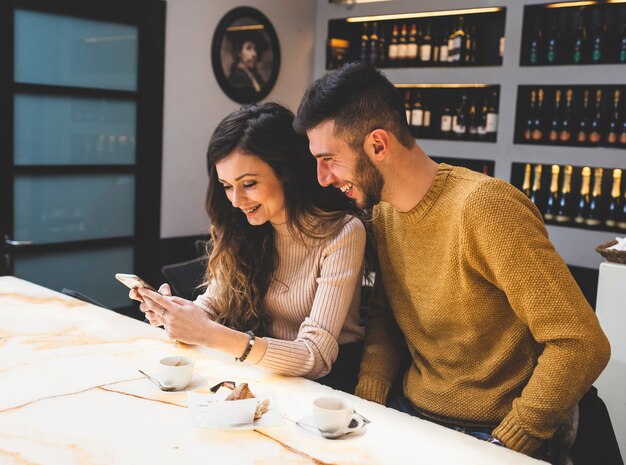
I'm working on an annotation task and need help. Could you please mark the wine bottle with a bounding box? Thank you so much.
[467,96,478,138]
[529,164,544,211]
[478,97,489,139]
[369,22,379,67]
[529,19,542,65]
[585,167,604,226]
[485,91,499,139]
[522,163,532,197]
[576,89,590,144]
[388,24,399,66]
[410,92,423,138]
[524,89,537,141]
[591,7,606,64]
[452,16,466,65]
[559,89,574,142]
[620,110,626,147]
[546,13,559,65]
[422,96,432,138]
[618,183,626,230]
[619,22,626,63]
[448,20,458,64]
[398,24,408,66]
[440,102,453,138]
[606,169,622,228]
[432,31,440,63]
[589,89,603,144]
[404,91,412,125]
[453,94,468,137]
[360,23,369,65]
[572,9,587,64]
[607,90,621,146]
[555,165,573,223]
[420,23,432,64]
[574,166,592,224]
[464,22,474,64]
[544,164,561,221]
[532,88,545,141]
[440,26,449,64]
[549,89,563,142]
[407,23,418,66]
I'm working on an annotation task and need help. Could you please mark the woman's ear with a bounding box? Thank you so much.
[364,129,390,161]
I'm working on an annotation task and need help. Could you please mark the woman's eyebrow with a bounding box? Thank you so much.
[218,173,258,183]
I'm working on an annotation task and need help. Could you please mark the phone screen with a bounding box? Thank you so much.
[115,273,157,292]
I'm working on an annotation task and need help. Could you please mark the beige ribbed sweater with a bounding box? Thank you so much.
[355,164,610,455]
[195,216,365,379]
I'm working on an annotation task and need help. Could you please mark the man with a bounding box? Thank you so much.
[293,63,610,461]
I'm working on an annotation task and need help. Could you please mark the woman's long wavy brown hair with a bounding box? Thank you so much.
[204,103,363,335]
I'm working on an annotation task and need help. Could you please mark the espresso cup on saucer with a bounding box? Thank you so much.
[312,396,364,437]
[158,355,194,391]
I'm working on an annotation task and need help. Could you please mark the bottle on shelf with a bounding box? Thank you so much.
[439,26,450,64]
[590,7,606,64]
[559,89,574,142]
[410,92,423,138]
[440,101,453,138]
[545,13,559,65]
[447,20,457,64]
[574,166,592,224]
[522,163,532,198]
[451,17,467,65]
[388,24,399,66]
[555,165,573,223]
[529,19,542,65]
[464,22,475,64]
[478,97,489,139]
[524,89,537,141]
[453,94,468,138]
[422,96,432,138]
[420,23,432,64]
[378,26,387,68]
[576,89,591,144]
[607,89,621,146]
[467,96,479,138]
[572,9,587,64]
[398,24,408,66]
[532,88,545,141]
[529,164,544,211]
[431,30,440,63]
[544,164,561,221]
[404,91,412,125]
[619,22,626,64]
[360,23,369,65]
[585,167,604,226]
[486,91,499,139]
[369,22,379,67]
[589,89,603,144]
[406,23,418,67]
[606,169,622,228]
[549,89,563,142]
[499,33,505,64]
[620,108,626,147]
[618,184,626,230]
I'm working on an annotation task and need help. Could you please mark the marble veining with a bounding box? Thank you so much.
[0,276,543,464]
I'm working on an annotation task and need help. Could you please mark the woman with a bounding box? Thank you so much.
[133,103,367,393]
[227,31,266,101]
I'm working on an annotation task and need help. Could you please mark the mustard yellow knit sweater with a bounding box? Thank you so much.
[355,164,610,455]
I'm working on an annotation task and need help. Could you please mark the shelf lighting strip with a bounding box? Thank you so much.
[547,0,626,7]
[395,84,493,89]
[344,7,503,23]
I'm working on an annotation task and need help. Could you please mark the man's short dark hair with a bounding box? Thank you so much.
[293,62,414,150]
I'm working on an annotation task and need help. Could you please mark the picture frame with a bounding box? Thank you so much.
[211,7,281,104]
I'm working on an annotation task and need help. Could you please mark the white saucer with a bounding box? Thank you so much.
[190,392,284,430]
[294,415,367,441]
[149,375,208,394]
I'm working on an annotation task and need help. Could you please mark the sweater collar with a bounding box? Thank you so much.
[396,163,452,223]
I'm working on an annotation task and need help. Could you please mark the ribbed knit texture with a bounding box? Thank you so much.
[355,164,610,454]
[195,216,365,380]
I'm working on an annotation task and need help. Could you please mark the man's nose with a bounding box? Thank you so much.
[317,161,334,187]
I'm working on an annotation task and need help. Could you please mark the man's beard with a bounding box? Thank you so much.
[354,146,384,209]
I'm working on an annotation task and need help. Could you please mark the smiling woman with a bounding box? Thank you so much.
[132,103,370,394]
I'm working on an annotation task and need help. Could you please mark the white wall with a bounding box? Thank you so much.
[160,0,317,238]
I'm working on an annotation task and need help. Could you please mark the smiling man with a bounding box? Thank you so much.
[293,63,610,463]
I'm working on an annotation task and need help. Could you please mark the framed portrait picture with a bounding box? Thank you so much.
[211,7,281,104]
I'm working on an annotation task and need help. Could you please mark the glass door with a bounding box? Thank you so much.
[0,1,165,311]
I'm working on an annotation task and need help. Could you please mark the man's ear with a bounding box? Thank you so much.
[364,129,390,161]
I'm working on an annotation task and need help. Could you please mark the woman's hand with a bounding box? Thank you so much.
[136,287,215,346]
[130,284,172,327]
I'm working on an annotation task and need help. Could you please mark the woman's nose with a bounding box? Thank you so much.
[231,187,244,207]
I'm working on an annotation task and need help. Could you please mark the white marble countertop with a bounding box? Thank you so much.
[0,276,542,464]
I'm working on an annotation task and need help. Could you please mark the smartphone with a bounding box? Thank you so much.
[115,273,157,292]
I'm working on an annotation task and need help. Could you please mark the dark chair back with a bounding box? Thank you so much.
[161,257,207,301]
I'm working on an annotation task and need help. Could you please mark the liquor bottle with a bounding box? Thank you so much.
[529,164,544,211]
[620,111,626,147]
[559,89,574,142]
[576,89,591,144]
[422,96,432,138]
[440,27,449,64]
[524,89,537,141]
[478,97,489,139]
[590,7,605,64]
[453,94,468,137]
[378,27,387,68]
[410,92,423,138]
[544,164,561,221]
[572,9,587,64]
[606,169,622,228]
[447,20,457,64]
[360,23,369,65]
[529,19,542,65]
[440,102,453,138]
[607,90,621,145]
[464,22,473,64]
[452,17,466,65]
[532,88,545,141]
[589,89,603,144]
[467,96,478,138]
[620,22,626,63]
[432,31,440,63]
[398,24,408,66]
[404,91,412,125]
[555,165,573,223]
[546,13,559,64]
[369,22,379,67]
[486,91,498,138]
[522,163,532,197]
[420,23,432,64]
[548,89,563,142]
[388,24,399,66]
[585,167,604,226]
[406,24,418,66]
[574,166,592,224]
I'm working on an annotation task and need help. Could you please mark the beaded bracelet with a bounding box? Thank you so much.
[236,330,255,362]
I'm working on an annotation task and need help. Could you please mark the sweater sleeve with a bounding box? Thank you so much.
[193,282,219,319]
[354,275,407,404]
[256,217,366,379]
[462,179,610,454]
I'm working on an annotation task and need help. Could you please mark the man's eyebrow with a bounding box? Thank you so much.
[218,173,258,183]
[313,153,334,159]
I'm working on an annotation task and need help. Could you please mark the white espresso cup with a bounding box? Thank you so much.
[312,396,363,435]
[158,355,194,390]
